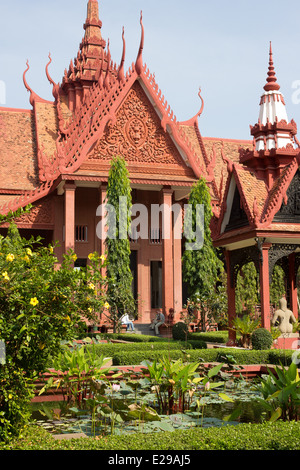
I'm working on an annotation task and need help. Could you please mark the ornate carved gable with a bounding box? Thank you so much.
[81,81,195,177]
[274,169,300,223]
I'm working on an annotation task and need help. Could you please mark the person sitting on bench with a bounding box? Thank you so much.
[150,309,165,336]
[120,313,135,332]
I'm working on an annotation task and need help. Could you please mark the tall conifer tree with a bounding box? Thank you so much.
[182,177,222,329]
[105,156,135,327]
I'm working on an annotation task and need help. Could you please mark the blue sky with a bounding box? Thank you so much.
[1,0,300,140]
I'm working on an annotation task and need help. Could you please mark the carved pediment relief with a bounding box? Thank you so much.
[85,81,193,175]
[274,170,300,223]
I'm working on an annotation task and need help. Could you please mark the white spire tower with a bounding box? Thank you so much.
[254,42,295,151]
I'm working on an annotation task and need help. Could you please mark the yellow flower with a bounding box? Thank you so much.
[23,255,30,263]
[8,394,12,400]
[88,283,95,291]
[88,307,93,313]
[72,254,77,262]
[49,246,54,254]
[30,297,39,307]
[6,254,14,262]
[2,271,9,282]
[100,255,106,261]
[26,248,33,257]
[104,302,110,309]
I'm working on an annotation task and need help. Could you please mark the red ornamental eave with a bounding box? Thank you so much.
[239,147,300,173]
[60,174,196,187]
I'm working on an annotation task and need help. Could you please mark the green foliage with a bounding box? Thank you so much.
[40,344,115,407]
[142,356,224,415]
[189,330,228,344]
[270,265,286,307]
[0,221,107,441]
[182,178,222,301]
[208,271,228,329]
[83,340,207,362]
[172,322,189,341]
[235,262,259,315]
[0,364,34,442]
[232,314,260,348]
[251,328,273,350]
[2,421,300,450]
[105,156,136,327]
[0,226,106,374]
[255,362,300,422]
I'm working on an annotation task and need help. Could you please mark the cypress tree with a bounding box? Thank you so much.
[105,156,135,328]
[182,177,222,329]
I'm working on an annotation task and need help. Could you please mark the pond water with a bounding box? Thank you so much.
[31,378,267,437]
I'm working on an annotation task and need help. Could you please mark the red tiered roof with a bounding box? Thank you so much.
[0,1,251,218]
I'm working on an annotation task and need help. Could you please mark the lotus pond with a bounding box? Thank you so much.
[31,358,268,437]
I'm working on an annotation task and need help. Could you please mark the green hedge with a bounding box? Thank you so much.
[85,333,165,343]
[2,421,300,450]
[189,331,229,344]
[105,347,295,367]
[84,340,207,366]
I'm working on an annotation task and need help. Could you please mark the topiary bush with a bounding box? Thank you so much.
[172,322,189,341]
[251,328,273,350]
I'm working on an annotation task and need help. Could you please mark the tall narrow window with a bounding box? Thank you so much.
[151,261,162,309]
[76,225,88,242]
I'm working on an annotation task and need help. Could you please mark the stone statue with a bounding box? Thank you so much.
[272,297,297,334]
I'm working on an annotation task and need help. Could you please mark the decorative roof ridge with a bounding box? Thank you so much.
[45,65,137,179]
[118,27,126,83]
[179,88,205,127]
[139,66,209,180]
[45,53,59,101]
[202,136,253,144]
[135,11,144,76]
[0,180,56,216]
[23,60,53,107]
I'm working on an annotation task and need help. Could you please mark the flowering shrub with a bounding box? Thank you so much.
[0,224,107,373]
[0,221,107,440]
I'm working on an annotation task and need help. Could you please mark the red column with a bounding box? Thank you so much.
[64,182,76,253]
[225,250,236,346]
[162,188,174,316]
[260,243,272,330]
[289,253,298,320]
[173,203,182,321]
